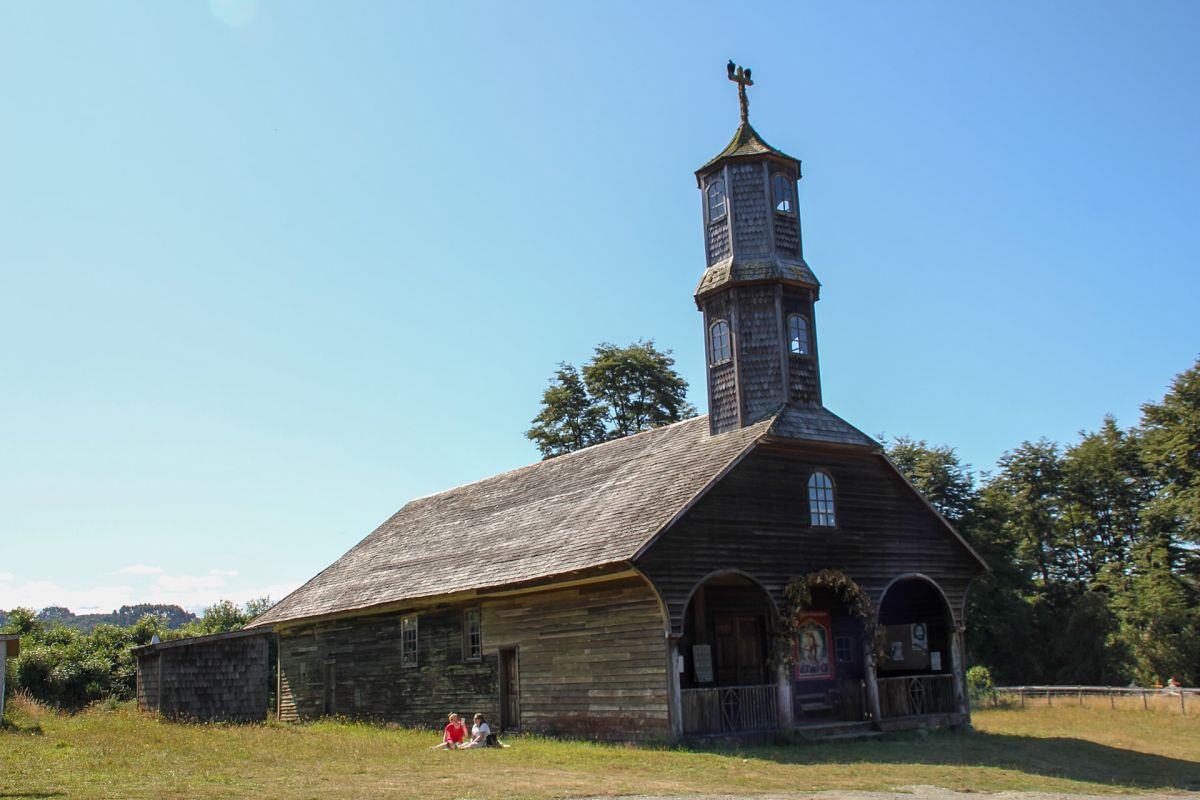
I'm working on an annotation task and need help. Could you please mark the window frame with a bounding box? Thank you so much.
[807,470,837,528]
[709,319,732,365]
[462,607,482,663]
[400,614,419,668]
[707,179,727,223]
[772,172,795,215]
[787,313,810,356]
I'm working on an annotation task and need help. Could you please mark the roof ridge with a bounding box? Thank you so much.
[404,414,711,506]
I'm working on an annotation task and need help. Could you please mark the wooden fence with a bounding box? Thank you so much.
[985,685,1195,715]
[877,674,956,718]
[681,684,778,735]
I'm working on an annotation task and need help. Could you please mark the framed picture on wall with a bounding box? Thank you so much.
[793,611,835,681]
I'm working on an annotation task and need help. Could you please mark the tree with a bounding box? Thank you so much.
[525,364,607,459]
[1139,357,1200,547]
[885,437,976,524]
[527,340,696,458]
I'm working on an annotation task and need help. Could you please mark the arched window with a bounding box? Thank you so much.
[772,173,794,214]
[707,180,727,222]
[709,320,731,364]
[808,471,836,527]
[787,314,809,355]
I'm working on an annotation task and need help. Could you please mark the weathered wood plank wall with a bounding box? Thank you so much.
[277,577,669,739]
[636,444,983,632]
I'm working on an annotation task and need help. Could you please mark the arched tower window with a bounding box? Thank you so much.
[772,173,794,214]
[787,314,810,355]
[709,320,731,364]
[808,471,836,527]
[707,180,727,222]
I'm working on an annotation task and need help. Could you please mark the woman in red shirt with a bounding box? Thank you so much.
[433,713,467,750]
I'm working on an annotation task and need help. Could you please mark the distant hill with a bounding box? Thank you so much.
[3,604,199,633]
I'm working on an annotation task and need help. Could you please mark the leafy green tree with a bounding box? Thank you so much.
[527,340,695,458]
[885,437,977,524]
[526,364,608,458]
[1140,357,1200,547]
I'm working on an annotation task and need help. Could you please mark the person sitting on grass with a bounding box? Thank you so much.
[459,713,509,749]
[432,713,466,750]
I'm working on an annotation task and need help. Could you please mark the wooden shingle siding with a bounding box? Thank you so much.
[732,163,768,253]
[736,284,786,424]
[136,635,269,722]
[277,577,670,739]
[635,444,983,632]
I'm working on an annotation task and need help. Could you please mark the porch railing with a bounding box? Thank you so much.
[877,674,956,718]
[681,684,778,735]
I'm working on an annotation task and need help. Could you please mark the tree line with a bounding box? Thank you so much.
[889,358,1200,686]
[1,599,272,711]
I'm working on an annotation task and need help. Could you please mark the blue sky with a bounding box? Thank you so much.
[1,1,1197,613]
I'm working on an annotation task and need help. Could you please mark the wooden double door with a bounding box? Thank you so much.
[713,613,766,686]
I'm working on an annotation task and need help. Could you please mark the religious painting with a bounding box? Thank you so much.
[793,611,835,681]
[911,622,928,653]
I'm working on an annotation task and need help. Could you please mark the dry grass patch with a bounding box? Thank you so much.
[2,695,1199,799]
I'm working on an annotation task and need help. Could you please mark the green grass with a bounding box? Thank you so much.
[2,695,1199,799]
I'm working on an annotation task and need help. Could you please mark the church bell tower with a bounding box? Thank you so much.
[696,62,823,436]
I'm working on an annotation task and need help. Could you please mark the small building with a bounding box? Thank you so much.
[133,628,271,722]
[1,634,19,721]
[246,67,988,739]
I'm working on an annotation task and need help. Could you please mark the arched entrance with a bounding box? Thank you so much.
[678,572,779,734]
[875,575,960,719]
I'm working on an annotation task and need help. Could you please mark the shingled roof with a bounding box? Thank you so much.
[696,121,802,178]
[250,404,878,629]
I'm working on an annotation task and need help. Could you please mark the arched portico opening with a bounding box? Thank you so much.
[677,572,780,734]
[875,574,960,719]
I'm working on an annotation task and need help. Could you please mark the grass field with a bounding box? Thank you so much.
[3,696,1199,800]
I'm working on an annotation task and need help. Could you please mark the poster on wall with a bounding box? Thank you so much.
[793,611,835,681]
[911,622,929,653]
[692,645,714,683]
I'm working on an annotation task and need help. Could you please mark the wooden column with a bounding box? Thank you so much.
[0,650,6,721]
[666,635,683,739]
[863,640,882,727]
[951,627,969,722]
[775,662,793,729]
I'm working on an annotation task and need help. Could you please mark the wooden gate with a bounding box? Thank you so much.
[681,684,777,735]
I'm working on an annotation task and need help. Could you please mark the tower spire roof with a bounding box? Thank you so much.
[696,62,801,181]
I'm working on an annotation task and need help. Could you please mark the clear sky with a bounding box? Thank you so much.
[1,1,1197,614]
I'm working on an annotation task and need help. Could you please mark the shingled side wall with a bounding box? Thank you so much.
[276,576,669,739]
[136,634,270,722]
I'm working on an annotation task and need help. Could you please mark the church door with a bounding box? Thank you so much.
[714,614,766,685]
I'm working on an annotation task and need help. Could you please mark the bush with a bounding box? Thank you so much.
[967,665,995,704]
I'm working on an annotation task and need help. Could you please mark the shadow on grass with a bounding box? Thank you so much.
[713,730,1200,791]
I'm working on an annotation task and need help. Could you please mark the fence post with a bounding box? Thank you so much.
[1019,688,1025,708]
[1142,690,1147,711]
[1109,692,1114,710]
[1078,689,1083,705]
[1181,691,1186,716]
[1047,690,1052,707]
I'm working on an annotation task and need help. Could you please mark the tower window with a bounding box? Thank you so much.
[707,180,727,222]
[808,471,836,527]
[787,314,810,355]
[709,320,731,364]
[772,173,794,214]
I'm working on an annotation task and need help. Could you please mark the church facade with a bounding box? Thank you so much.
[248,66,987,739]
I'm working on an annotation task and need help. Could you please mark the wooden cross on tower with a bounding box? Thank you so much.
[727,61,753,124]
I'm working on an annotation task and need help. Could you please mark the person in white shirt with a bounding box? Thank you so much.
[460,713,491,748]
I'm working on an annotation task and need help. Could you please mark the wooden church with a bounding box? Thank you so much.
[247,65,988,739]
